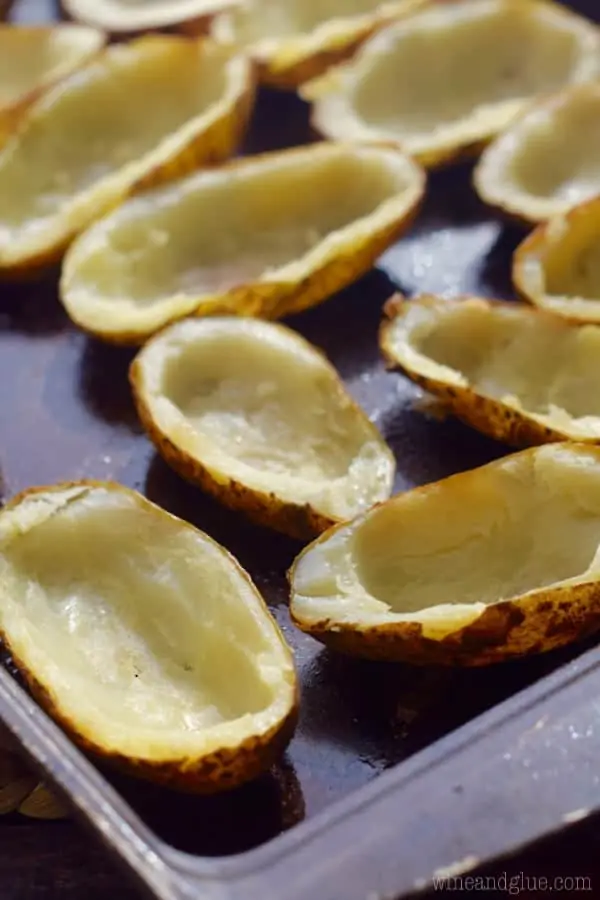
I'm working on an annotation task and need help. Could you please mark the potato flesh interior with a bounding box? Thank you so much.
[0,30,94,107]
[162,330,373,486]
[502,92,600,204]
[0,43,225,246]
[538,214,600,302]
[350,447,600,613]
[228,0,387,42]
[71,151,406,307]
[0,490,279,740]
[407,301,600,420]
[351,5,586,140]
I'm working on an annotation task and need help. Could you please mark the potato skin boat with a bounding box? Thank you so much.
[16,650,299,794]
[0,37,255,280]
[304,0,600,169]
[289,445,600,666]
[474,84,600,227]
[61,143,425,345]
[130,318,395,540]
[213,0,429,90]
[0,482,299,794]
[513,195,600,325]
[290,577,600,667]
[131,394,347,541]
[380,293,594,448]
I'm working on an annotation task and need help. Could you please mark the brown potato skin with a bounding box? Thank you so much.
[2,42,255,281]
[380,294,592,448]
[130,354,389,540]
[511,202,600,323]
[290,582,600,667]
[225,0,429,91]
[259,41,370,91]
[9,643,299,793]
[289,463,600,667]
[67,154,424,346]
[0,482,299,793]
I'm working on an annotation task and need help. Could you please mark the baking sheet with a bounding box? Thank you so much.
[1,0,600,893]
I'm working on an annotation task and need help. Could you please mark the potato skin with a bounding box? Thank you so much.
[258,41,368,92]
[23,650,298,793]
[379,294,589,448]
[290,583,600,667]
[289,510,600,667]
[8,644,299,793]
[255,0,428,90]
[0,482,299,794]
[66,158,423,347]
[218,0,428,91]
[511,201,600,324]
[472,160,547,229]
[3,44,255,281]
[130,354,390,540]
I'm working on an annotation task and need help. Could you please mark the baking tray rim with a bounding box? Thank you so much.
[2,634,600,899]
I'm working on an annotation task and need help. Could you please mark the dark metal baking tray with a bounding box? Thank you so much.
[2,1,600,897]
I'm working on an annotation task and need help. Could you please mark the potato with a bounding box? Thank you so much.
[62,0,235,35]
[381,293,600,446]
[130,317,396,540]
[475,84,600,226]
[0,483,298,793]
[60,142,424,344]
[211,0,428,90]
[302,0,600,169]
[290,443,600,666]
[0,36,253,277]
[0,25,104,145]
[514,195,600,324]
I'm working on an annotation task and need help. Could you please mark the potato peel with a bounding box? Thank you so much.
[475,83,600,226]
[130,317,396,540]
[303,0,600,169]
[290,443,600,666]
[381,293,600,446]
[514,195,600,324]
[0,36,254,278]
[60,143,424,345]
[0,482,298,793]
[212,0,429,90]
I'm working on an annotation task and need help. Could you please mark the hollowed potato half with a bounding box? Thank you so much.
[0,482,298,793]
[0,25,104,145]
[62,0,237,35]
[381,294,600,447]
[212,0,428,90]
[0,36,253,277]
[475,84,600,226]
[290,443,600,666]
[61,143,424,344]
[303,0,600,169]
[130,317,396,540]
[514,196,600,324]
